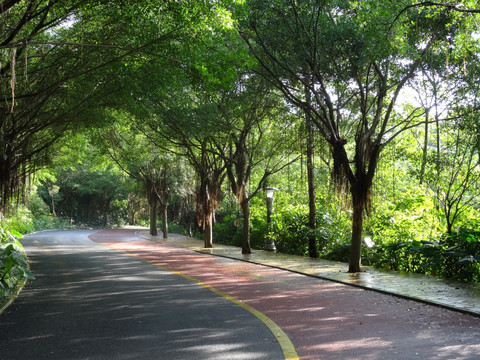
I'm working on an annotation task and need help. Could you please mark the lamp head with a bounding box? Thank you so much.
[264,186,279,199]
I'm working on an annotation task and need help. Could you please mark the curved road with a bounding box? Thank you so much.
[0,230,286,360]
[2,229,480,360]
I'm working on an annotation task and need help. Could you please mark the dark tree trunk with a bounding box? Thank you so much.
[160,203,168,239]
[149,196,158,236]
[349,190,365,273]
[446,213,453,236]
[306,111,318,258]
[241,197,251,254]
[204,211,213,248]
[202,177,214,248]
[194,141,224,249]
[334,136,379,273]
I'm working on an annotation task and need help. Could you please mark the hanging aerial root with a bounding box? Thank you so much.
[10,48,16,113]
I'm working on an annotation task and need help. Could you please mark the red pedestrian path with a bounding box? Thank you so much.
[90,229,480,360]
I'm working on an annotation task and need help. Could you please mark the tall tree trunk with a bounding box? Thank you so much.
[435,90,441,210]
[149,195,158,236]
[419,108,429,185]
[51,196,56,217]
[202,178,214,248]
[349,191,364,273]
[306,110,318,258]
[347,139,379,273]
[204,211,213,248]
[332,140,365,273]
[160,203,168,239]
[241,197,251,254]
[446,209,453,236]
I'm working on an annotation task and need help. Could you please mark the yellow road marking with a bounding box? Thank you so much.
[101,242,299,360]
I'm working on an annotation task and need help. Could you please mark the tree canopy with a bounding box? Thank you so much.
[237,0,480,271]
[2,0,480,278]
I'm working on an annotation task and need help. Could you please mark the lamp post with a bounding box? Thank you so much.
[264,186,278,252]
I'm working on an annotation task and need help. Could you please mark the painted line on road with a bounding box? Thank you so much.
[100,242,299,360]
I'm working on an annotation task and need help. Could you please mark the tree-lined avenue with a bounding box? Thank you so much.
[2,229,480,359]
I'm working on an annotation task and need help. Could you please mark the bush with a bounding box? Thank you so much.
[212,207,267,249]
[442,230,480,282]
[7,194,72,233]
[167,221,187,236]
[270,202,351,258]
[364,240,443,274]
[362,229,480,283]
[4,206,35,235]
[0,225,35,308]
[213,212,242,247]
[250,216,267,250]
[273,205,311,256]
[323,240,351,262]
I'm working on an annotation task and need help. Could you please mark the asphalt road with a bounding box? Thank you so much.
[91,230,480,360]
[3,229,480,360]
[0,230,285,360]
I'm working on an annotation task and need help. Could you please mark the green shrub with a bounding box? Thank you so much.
[268,198,351,258]
[26,191,51,218]
[167,221,187,236]
[31,215,72,231]
[213,212,242,246]
[362,229,480,283]
[250,216,267,250]
[5,200,72,234]
[442,230,480,282]
[0,225,35,308]
[365,240,443,273]
[212,207,267,249]
[4,206,35,235]
[322,240,351,262]
[273,205,311,256]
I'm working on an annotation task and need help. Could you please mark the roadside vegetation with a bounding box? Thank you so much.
[1,0,480,293]
[0,224,34,310]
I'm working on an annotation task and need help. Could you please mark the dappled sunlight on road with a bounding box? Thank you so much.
[88,229,480,360]
[2,230,284,360]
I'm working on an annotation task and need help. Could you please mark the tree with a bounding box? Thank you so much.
[40,180,60,218]
[237,0,476,272]
[0,0,223,215]
[215,75,299,254]
[33,133,131,226]
[193,140,226,248]
[144,106,227,247]
[100,115,192,237]
[125,9,248,247]
[435,127,480,234]
[304,81,319,258]
[1,0,82,214]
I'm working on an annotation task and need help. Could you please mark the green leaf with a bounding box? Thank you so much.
[24,269,35,280]
[9,229,23,239]
[3,244,15,256]
[3,257,15,275]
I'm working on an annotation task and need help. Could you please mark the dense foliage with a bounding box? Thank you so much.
[0,224,34,309]
[1,0,480,285]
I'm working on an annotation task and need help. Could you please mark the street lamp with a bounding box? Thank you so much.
[264,186,278,252]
